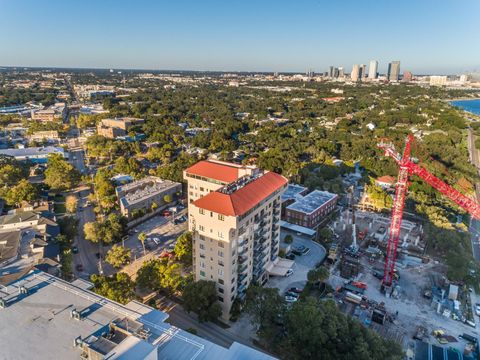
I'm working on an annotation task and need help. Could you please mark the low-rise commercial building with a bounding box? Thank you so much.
[31,102,67,122]
[284,189,338,229]
[0,270,276,360]
[116,176,181,218]
[184,160,288,319]
[27,130,60,143]
[97,117,145,139]
[0,146,66,163]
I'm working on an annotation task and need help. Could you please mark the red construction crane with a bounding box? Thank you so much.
[377,134,480,289]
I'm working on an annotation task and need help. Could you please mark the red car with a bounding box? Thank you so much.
[161,210,172,217]
[159,250,174,259]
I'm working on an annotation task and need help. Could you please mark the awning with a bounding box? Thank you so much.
[267,258,295,276]
[280,220,316,237]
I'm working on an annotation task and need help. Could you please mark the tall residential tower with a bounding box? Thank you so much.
[184,160,287,319]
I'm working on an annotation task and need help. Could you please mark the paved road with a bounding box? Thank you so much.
[69,148,86,174]
[467,128,480,261]
[73,190,103,278]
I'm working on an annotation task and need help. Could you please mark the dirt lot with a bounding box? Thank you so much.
[330,256,478,353]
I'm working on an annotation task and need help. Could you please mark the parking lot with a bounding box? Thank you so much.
[121,210,188,261]
[267,230,326,294]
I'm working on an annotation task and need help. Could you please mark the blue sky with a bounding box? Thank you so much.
[0,0,479,74]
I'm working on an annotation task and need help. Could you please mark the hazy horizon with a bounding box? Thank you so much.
[1,0,479,75]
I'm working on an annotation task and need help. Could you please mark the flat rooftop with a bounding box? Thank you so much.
[281,184,307,202]
[0,271,276,360]
[0,146,65,158]
[116,176,180,207]
[286,190,338,214]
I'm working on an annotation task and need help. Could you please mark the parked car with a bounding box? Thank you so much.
[285,269,294,277]
[288,287,303,294]
[285,253,295,260]
[475,304,480,316]
[284,295,298,303]
[292,246,309,256]
[72,246,78,254]
[153,238,160,245]
[162,210,172,217]
[285,291,299,298]
[75,264,83,272]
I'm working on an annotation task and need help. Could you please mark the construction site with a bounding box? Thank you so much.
[326,135,480,360]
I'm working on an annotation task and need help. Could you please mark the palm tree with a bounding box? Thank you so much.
[138,232,147,256]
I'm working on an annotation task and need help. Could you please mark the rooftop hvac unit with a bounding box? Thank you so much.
[70,308,82,320]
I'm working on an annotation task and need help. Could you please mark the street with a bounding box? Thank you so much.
[73,190,103,278]
[69,148,87,174]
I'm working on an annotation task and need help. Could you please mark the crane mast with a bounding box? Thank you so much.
[377,134,480,290]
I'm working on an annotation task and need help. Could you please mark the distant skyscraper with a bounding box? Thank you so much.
[329,66,334,78]
[338,67,344,78]
[360,64,367,78]
[351,64,360,82]
[403,71,413,82]
[388,61,401,81]
[333,67,339,78]
[368,60,378,79]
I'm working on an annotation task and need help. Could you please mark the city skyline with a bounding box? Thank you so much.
[1,0,479,74]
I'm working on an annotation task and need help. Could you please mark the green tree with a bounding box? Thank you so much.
[45,153,80,191]
[163,194,173,203]
[136,258,187,294]
[102,213,126,244]
[4,179,37,206]
[84,222,103,243]
[307,266,330,284]
[93,169,116,211]
[245,286,284,331]
[65,195,78,214]
[105,245,131,268]
[283,299,403,360]
[283,234,293,244]
[183,280,222,322]
[90,273,136,304]
[0,156,28,187]
[174,232,193,265]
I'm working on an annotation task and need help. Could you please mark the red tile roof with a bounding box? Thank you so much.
[185,160,242,183]
[193,172,288,216]
[376,175,396,184]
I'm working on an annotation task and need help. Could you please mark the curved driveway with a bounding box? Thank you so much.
[267,232,326,294]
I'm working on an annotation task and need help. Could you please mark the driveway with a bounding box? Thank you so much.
[267,231,326,294]
[123,210,188,261]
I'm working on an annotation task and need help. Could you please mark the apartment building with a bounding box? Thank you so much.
[116,176,181,218]
[184,160,288,319]
[97,117,145,139]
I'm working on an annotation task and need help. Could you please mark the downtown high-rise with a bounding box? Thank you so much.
[368,60,378,79]
[387,61,401,81]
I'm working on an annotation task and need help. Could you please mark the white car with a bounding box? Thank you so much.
[153,238,160,245]
[284,295,298,303]
[475,304,480,316]
[285,269,294,277]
